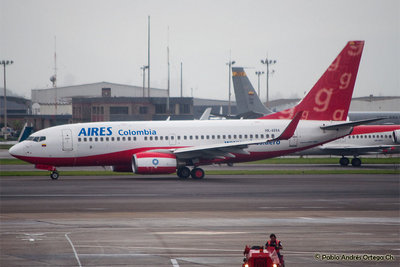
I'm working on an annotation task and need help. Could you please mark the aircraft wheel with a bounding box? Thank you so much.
[191,167,205,179]
[339,157,349,166]
[177,167,191,179]
[50,171,59,180]
[351,157,361,167]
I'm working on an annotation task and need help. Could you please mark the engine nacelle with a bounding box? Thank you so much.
[393,130,400,144]
[133,151,177,174]
[111,165,133,172]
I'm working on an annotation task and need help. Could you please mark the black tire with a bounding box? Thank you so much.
[339,157,349,166]
[50,171,59,180]
[177,167,191,179]
[351,157,362,167]
[191,168,205,179]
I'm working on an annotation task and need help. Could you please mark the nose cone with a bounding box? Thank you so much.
[9,143,23,158]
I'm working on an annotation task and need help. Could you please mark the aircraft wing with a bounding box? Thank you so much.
[320,144,400,154]
[173,111,303,160]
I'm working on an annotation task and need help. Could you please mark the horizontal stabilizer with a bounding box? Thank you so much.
[320,117,385,131]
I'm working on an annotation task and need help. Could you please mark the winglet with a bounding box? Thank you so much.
[277,111,303,140]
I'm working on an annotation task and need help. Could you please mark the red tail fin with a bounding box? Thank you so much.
[260,41,364,121]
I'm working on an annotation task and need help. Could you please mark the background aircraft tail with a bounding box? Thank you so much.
[260,40,364,121]
[232,67,272,117]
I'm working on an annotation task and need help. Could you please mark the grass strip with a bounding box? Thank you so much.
[1,169,399,177]
[245,157,400,164]
[0,159,30,165]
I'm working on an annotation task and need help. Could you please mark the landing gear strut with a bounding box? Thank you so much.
[50,171,59,180]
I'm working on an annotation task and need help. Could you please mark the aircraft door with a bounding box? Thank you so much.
[289,131,298,147]
[62,129,73,151]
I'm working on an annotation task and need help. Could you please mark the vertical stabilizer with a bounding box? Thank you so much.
[260,41,364,121]
[232,67,271,116]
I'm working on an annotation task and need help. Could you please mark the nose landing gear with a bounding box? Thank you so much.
[50,171,59,180]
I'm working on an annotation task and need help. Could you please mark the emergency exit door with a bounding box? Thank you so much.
[62,129,73,151]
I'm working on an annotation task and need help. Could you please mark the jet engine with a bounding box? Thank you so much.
[132,151,177,174]
[393,130,400,144]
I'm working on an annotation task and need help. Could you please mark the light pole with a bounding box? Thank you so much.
[1,60,13,140]
[141,65,148,97]
[255,71,265,96]
[226,60,235,116]
[261,57,276,107]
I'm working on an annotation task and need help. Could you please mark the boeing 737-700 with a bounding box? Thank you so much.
[10,41,368,179]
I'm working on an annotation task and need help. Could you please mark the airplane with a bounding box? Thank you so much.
[232,68,400,124]
[10,40,369,180]
[297,125,400,166]
[232,66,400,166]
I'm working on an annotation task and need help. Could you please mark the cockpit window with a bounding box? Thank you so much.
[26,136,46,142]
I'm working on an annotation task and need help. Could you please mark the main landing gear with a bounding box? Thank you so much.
[177,167,205,179]
[339,156,362,167]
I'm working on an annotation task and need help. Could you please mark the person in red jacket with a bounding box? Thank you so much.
[266,233,283,262]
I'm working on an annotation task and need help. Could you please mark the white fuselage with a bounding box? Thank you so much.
[9,119,350,167]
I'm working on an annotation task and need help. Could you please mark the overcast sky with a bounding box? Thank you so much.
[1,0,399,100]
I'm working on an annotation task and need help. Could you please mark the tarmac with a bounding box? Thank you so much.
[1,173,399,266]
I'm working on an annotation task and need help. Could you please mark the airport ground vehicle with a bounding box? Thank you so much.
[242,245,284,267]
